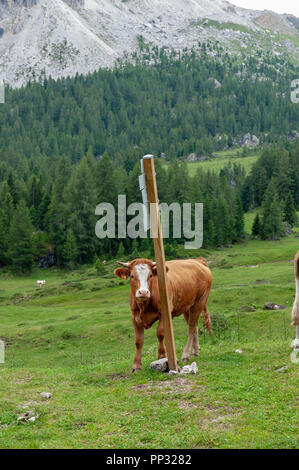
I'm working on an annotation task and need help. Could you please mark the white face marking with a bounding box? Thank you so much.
[135,264,150,298]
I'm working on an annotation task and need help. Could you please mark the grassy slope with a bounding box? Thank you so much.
[163,148,260,176]
[0,225,298,448]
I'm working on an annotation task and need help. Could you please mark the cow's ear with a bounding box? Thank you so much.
[152,265,169,275]
[114,267,130,279]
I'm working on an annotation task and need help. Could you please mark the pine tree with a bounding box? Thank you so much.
[62,229,78,268]
[0,209,7,266]
[117,241,125,259]
[252,213,260,236]
[31,230,49,261]
[234,195,244,240]
[9,199,34,273]
[260,186,284,240]
[283,192,297,226]
[131,240,139,259]
[96,152,117,205]
[48,157,71,265]
[66,156,97,264]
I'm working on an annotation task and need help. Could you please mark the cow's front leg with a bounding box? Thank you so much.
[131,317,144,372]
[156,318,166,359]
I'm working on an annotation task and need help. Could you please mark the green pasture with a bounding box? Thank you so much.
[163,148,260,176]
[0,229,298,448]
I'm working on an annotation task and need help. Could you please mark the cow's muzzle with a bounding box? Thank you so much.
[136,289,150,301]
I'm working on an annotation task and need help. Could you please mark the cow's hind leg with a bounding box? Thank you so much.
[181,310,198,362]
[181,293,211,362]
[156,318,166,359]
[192,320,200,357]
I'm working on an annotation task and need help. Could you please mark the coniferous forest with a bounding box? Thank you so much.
[0,45,298,272]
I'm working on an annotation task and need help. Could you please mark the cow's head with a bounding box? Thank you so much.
[114,259,167,303]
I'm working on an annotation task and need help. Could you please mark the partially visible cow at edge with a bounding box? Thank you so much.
[292,251,299,351]
[114,258,212,372]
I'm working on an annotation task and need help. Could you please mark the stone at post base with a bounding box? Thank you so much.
[150,357,169,372]
[150,358,198,375]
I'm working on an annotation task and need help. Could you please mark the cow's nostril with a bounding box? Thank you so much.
[137,289,149,298]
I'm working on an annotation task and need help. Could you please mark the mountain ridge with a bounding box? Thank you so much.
[0,0,298,87]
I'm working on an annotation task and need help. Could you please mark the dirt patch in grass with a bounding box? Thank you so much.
[15,375,34,384]
[182,401,241,430]
[132,377,202,396]
[109,372,129,381]
[132,379,240,430]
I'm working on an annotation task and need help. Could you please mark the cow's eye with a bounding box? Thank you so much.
[149,274,153,278]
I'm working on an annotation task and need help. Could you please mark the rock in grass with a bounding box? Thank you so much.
[275,366,288,372]
[17,410,39,423]
[151,359,199,375]
[180,362,198,374]
[41,392,51,399]
[150,358,169,372]
[239,305,255,312]
[264,302,286,310]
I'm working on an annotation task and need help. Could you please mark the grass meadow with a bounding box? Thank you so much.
[162,147,260,176]
[0,213,298,449]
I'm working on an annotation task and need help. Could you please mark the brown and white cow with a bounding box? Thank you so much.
[292,251,299,351]
[114,258,212,372]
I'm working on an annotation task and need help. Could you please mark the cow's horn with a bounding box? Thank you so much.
[117,261,129,267]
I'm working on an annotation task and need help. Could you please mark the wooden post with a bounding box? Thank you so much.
[143,155,178,372]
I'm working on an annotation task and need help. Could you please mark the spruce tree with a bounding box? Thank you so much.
[9,199,34,273]
[66,156,97,264]
[252,213,260,236]
[0,209,7,266]
[234,195,244,240]
[117,241,125,259]
[283,192,297,226]
[62,229,78,268]
[261,187,284,240]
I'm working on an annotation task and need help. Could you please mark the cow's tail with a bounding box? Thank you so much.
[203,305,212,335]
[292,252,299,326]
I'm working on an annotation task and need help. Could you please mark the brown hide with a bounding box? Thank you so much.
[114,257,212,371]
[116,258,212,330]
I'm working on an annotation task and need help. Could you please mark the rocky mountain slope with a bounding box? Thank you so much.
[0,0,298,87]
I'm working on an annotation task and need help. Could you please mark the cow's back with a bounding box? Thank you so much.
[166,259,212,316]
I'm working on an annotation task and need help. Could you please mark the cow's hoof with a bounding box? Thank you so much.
[181,355,190,362]
[131,367,141,373]
[192,352,199,357]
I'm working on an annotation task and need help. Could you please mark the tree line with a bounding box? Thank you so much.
[0,141,298,273]
[0,45,298,272]
[0,44,298,178]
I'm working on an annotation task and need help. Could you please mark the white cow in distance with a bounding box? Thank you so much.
[37,280,46,287]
